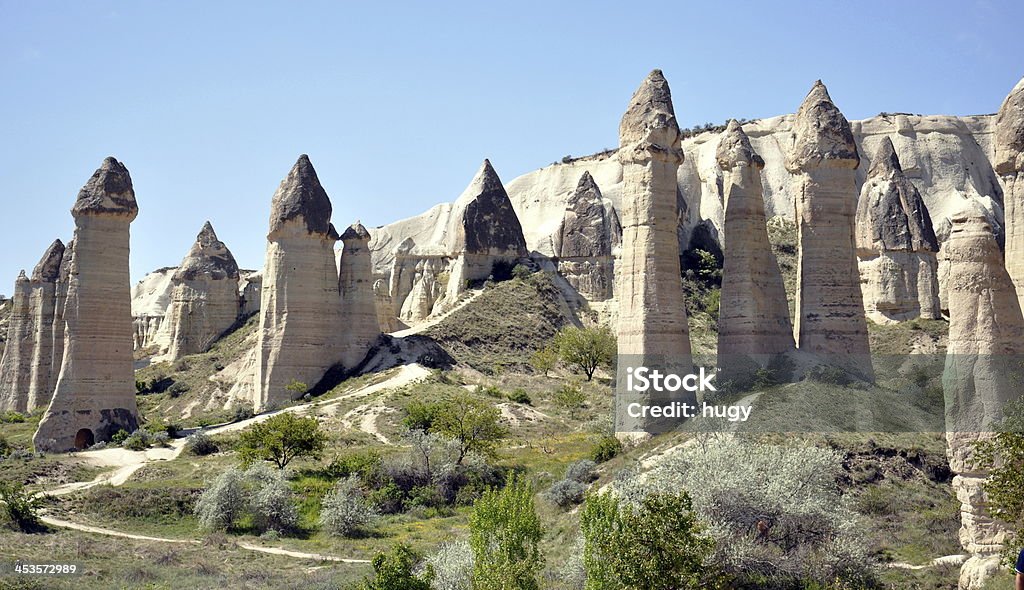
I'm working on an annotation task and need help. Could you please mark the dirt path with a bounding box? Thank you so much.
[389,289,483,338]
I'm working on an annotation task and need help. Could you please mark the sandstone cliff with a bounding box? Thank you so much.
[995,76,1024,314]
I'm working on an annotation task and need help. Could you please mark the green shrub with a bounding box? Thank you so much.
[507,389,531,405]
[232,405,254,422]
[185,431,219,456]
[0,410,26,424]
[403,400,440,432]
[470,473,543,590]
[362,543,433,590]
[591,436,622,463]
[511,264,533,280]
[545,479,586,508]
[529,346,558,377]
[0,435,11,458]
[320,476,379,537]
[238,413,327,469]
[554,382,587,415]
[475,384,503,398]
[167,381,190,398]
[0,482,45,532]
[554,325,616,381]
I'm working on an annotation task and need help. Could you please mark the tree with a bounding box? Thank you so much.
[529,346,558,377]
[470,473,543,590]
[0,482,46,532]
[320,476,380,537]
[363,543,434,590]
[237,413,327,469]
[195,465,298,533]
[554,326,616,381]
[554,381,587,418]
[431,393,508,465]
[975,400,1024,564]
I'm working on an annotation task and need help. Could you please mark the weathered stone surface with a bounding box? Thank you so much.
[942,201,1024,590]
[856,137,941,322]
[131,267,175,351]
[26,240,65,411]
[995,77,1024,315]
[257,155,344,410]
[555,171,620,300]
[338,223,381,369]
[238,270,262,318]
[787,81,872,378]
[615,70,692,435]
[716,121,793,373]
[0,271,32,412]
[50,239,74,391]
[35,157,140,451]
[164,222,241,360]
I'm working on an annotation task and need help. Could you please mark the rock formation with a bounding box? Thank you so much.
[34,157,140,451]
[338,222,381,369]
[443,160,528,302]
[0,271,32,412]
[257,155,343,410]
[995,76,1024,313]
[555,171,621,300]
[785,81,872,379]
[716,120,794,375]
[26,239,65,411]
[615,70,692,434]
[131,266,175,351]
[49,239,74,395]
[238,271,262,318]
[164,222,241,360]
[942,201,1024,590]
[856,137,941,323]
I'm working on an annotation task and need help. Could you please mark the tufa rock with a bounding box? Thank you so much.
[556,171,621,300]
[785,80,860,172]
[26,240,66,410]
[338,222,382,369]
[268,154,335,238]
[856,137,941,322]
[0,271,33,412]
[34,158,140,451]
[995,77,1024,314]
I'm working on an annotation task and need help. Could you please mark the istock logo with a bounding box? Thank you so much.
[625,366,718,393]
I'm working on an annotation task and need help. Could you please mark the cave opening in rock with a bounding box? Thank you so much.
[74,428,94,450]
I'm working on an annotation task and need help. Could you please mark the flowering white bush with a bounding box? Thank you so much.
[319,475,379,536]
[425,539,473,590]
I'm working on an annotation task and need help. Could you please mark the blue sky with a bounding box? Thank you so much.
[1,0,1022,288]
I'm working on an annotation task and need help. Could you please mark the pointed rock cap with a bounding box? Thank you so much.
[31,239,66,282]
[716,120,765,170]
[72,157,139,219]
[449,159,527,256]
[868,136,903,178]
[341,222,371,242]
[15,270,28,285]
[994,76,1024,175]
[786,80,859,171]
[568,171,603,207]
[619,69,682,156]
[268,154,334,237]
[174,220,239,281]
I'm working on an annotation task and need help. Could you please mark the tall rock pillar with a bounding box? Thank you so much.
[943,202,1024,590]
[0,271,33,412]
[615,70,692,435]
[26,240,65,411]
[257,155,343,410]
[785,81,872,379]
[995,76,1024,312]
[34,157,140,451]
[338,222,382,369]
[716,120,794,378]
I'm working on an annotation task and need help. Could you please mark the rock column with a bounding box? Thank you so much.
[257,155,343,410]
[716,120,794,377]
[26,239,65,411]
[995,76,1024,313]
[338,222,382,369]
[0,271,33,412]
[785,81,872,379]
[34,157,140,451]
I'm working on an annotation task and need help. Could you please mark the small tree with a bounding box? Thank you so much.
[975,400,1024,564]
[431,394,508,465]
[470,473,543,590]
[529,346,558,377]
[554,326,616,381]
[285,380,308,398]
[554,381,587,417]
[195,468,246,531]
[237,413,327,469]
[0,482,46,532]
[363,543,434,590]
[320,476,379,537]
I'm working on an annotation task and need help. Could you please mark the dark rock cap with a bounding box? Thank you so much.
[995,77,1024,175]
[15,270,28,285]
[31,239,66,282]
[716,120,765,170]
[859,137,938,252]
[72,157,139,219]
[268,154,334,237]
[786,80,860,171]
[560,171,618,258]
[341,222,371,242]
[619,69,681,152]
[458,160,528,256]
[174,221,240,281]
[867,136,902,177]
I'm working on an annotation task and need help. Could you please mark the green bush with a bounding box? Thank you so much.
[554,382,587,415]
[507,389,531,405]
[403,400,440,432]
[0,482,45,532]
[529,346,558,377]
[320,476,379,537]
[167,381,190,398]
[0,410,26,424]
[591,436,622,463]
[475,384,503,399]
[470,473,543,590]
[185,431,219,456]
[554,325,616,381]
[0,435,11,458]
[238,413,327,469]
[511,264,533,280]
[362,543,433,590]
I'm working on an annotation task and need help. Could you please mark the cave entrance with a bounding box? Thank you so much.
[74,428,94,450]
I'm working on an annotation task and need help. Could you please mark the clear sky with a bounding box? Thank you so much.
[1,0,1022,290]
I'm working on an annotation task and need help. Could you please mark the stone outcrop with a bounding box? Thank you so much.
[338,222,381,369]
[856,137,941,322]
[942,201,1024,590]
[131,267,175,351]
[26,240,65,411]
[555,171,621,300]
[238,270,262,318]
[34,157,140,451]
[786,81,872,378]
[615,70,692,434]
[163,222,241,360]
[0,271,32,412]
[995,76,1024,313]
[716,120,793,374]
[257,155,344,410]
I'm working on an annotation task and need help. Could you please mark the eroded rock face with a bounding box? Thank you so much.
[26,240,65,411]
[786,81,872,378]
[338,223,381,369]
[856,137,941,322]
[996,77,1024,314]
[34,157,140,451]
[942,202,1024,590]
[164,222,241,360]
[0,271,33,412]
[716,121,793,375]
[238,270,262,318]
[257,155,343,410]
[555,171,620,300]
[615,70,692,435]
